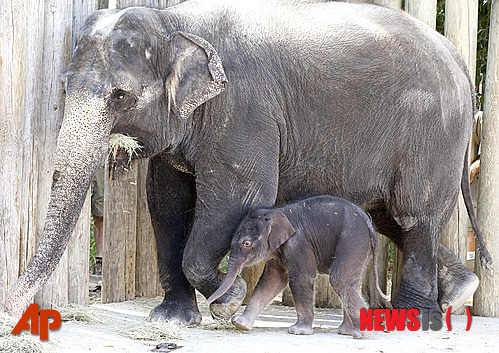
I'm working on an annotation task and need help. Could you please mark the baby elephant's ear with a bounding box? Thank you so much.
[267,211,296,251]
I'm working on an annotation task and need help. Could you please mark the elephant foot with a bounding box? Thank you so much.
[338,322,364,339]
[231,314,253,331]
[437,246,479,313]
[439,273,478,313]
[209,275,247,321]
[288,323,314,335]
[148,296,201,326]
[391,292,439,313]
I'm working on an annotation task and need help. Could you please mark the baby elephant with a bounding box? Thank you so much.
[206,195,391,337]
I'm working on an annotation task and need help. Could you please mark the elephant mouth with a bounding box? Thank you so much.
[108,133,143,180]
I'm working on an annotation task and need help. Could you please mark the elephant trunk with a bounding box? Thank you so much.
[206,255,245,306]
[4,93,111,317]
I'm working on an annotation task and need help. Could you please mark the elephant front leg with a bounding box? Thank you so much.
[182,207,250,321]
[232,261,288,331]
[146,155,201,326]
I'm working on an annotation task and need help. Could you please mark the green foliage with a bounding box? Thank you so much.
[90,216,96,269]
[436,0,446,35]
[219,252,230,273]
[476,0,491,108]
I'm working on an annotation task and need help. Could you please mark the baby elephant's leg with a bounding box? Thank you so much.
[288,266,316,335]
[330,232,370,339]
[232,261,288,331]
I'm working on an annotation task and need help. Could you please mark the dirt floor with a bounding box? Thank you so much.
[3,288,496,353]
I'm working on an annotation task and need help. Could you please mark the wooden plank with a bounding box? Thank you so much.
[135,159,163,297]
[35,0,99,309]
[474,0,499,317]
[373,0,402,9]
[314,274,342,309]
[0,0,44,304]
[241,262,265,305]
[68,192,91,305]
[102,160,138,303]
[405,0,437,28]
[439,0,479,315]
[35,0,75,310]
[390,246,403,302]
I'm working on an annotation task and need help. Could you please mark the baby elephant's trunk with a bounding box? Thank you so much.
[206,257,245,305]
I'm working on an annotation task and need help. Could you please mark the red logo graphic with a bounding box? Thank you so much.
[360,307,472,332]
[11,304,61,340]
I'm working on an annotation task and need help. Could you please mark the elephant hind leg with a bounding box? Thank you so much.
[330,233,370,339]
[368,198,479,312]
[437,244,478,313]
[390,214,442,312]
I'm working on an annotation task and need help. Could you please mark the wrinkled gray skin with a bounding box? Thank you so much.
[206,196,393,337]
[3,0,491,325]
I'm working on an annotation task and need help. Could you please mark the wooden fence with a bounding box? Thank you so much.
[1,0,498,316]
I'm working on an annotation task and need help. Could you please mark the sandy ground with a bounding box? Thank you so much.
[7,292,494,353]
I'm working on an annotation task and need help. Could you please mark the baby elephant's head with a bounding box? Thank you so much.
[232,209,296,265]
[206,209,295,305]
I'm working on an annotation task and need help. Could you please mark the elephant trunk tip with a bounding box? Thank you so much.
[205,290,224,306]
[205,262,245,306]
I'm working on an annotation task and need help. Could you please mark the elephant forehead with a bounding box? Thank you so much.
[91,10,127,37]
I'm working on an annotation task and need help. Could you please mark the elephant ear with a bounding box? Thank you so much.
[267,211,296,252]
[166,31,227,120]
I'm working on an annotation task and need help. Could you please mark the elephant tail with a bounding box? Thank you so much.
[461,147,493,269]
[365,212,393,309]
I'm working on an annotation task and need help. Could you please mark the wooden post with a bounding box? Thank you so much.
[102,161,138,303]
[0,0,44,304]
[35,0,75,311]
[373,0,402,9]
[390,242,403,302]
[439,0,479,314]
[241,262,265,305]
[134,159,163,297]
[473,0,499,317]
[35,0,98,310]
[0,0,97,308]
[445,0,479,83]
[405,0,437,28]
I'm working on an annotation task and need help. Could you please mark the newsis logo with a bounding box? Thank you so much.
[360,307,472,332]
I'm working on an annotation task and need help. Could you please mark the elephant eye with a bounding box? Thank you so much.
[112,90,128,102]
[110,90,136,110]
[243,240,251,247]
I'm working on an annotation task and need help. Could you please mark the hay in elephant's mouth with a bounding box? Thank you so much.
[108,133,142,163]
[0,311,45,353]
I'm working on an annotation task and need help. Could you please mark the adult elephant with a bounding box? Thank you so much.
[3,0,491,324]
